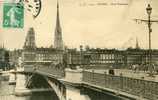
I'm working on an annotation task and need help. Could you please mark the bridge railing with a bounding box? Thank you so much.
[37,66,65,78]
[83,71,158,100]
[23,65,65,78]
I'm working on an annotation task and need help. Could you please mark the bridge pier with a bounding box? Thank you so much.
[14,74,32,96]
[14,73,54,96]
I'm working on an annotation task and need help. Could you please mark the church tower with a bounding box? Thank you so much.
[54,1,63,50]
[23,27,36,49]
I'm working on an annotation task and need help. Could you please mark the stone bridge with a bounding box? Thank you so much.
[22,66,66,100]
[13,66,158,100]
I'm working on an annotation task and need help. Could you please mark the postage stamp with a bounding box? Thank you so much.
[3,3,24,28]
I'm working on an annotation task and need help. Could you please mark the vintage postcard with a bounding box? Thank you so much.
[0,0,158,100]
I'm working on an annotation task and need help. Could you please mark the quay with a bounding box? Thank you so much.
[61,68,157,100]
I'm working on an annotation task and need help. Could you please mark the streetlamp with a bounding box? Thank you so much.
[134,4,158,76]
[146,4,152,75]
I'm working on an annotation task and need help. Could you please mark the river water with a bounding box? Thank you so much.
[0,74,58,100]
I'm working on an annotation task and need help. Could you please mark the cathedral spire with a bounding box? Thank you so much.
[136,37,140,49]
[54,0,63,50]
[56,0,61,29]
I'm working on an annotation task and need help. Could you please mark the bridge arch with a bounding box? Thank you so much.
[25,73,66,100]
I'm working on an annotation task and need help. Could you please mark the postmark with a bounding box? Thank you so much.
[3,3,24,28]
[24,0,42,18]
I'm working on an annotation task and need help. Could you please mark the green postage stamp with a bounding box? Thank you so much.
[3,3,24,28]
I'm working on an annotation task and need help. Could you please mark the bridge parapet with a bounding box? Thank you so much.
[83,71,158,100]
[64,68,83,83]
[37,66,65,78]
[23,65,65,78]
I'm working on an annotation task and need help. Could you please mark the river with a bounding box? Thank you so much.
[0,74,58,100]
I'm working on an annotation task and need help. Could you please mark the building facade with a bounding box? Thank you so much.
[65,49,82,68]
[65,47,158,69]
[9,49,22,67]
[0,47,10,70]
[22,2,64,68]
[22,27,64,68]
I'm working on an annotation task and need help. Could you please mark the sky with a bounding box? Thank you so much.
[0,0,158,50]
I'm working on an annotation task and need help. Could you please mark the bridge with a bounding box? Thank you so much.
[11,66,158,100]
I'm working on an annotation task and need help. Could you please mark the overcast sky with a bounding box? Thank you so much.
[0,0,158,50]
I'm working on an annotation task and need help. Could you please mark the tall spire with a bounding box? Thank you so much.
[56,0,61,29]
[54,0,63,50]
[136,37,140,49]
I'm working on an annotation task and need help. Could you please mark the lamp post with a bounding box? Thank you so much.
[146,4,152,75]
[134,4,158,76]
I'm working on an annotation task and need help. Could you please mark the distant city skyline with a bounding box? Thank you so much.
[1,0,158,50]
